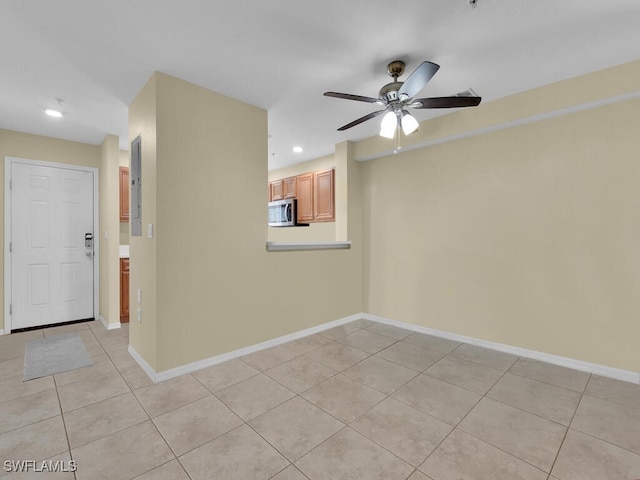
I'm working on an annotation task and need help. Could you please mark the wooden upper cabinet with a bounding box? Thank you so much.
[271,179,284,201]
[283,176,296,199]
[296,172,314,223]
[119,166,130,222]
[314,169,335,222]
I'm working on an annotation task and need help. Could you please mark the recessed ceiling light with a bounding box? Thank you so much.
[44,109,63,118]
[292,146,303,153]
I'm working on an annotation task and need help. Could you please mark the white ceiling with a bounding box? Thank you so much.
[1,1,639,170]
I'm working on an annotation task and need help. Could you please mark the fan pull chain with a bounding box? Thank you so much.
[393,126,402,154]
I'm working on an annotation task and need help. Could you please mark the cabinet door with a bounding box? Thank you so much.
[271,179,284,201]
[119,167,130,222]
[283,176,297,199]
[120,258,130,322]
[314,169,335,222]
[296,173,314,223]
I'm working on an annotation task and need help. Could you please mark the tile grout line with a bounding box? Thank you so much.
[345,354,460,472]
[544,373,592,479]
[300,328,482,472]
[505,368,589,395]
[422,347,589,434]
[243,416,298,474]
[421,349,584,476]
[144,415,185,477]
[71,324,188,479]
[214,327,427,474]
[278,335,437,473]
[52,371,78,480]
[127,458,191,480]
[145,376,238,453]
[52,323,94,480]
[203,373,331,473]
[417,359,512,476]
[111,330,190,479]
[565,385,640,458]
[446,358,581,476]
[64,325,132,478]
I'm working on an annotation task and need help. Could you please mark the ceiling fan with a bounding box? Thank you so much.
[324,60,482,138]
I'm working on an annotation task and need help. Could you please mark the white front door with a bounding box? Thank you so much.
[10,162,95,330]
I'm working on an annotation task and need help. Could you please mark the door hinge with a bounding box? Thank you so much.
[9,179,12,190]
[9,242,11,253]
[9,304,12,315]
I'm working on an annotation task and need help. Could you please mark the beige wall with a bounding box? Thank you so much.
[98,135,122,327]
[128,73,159,368]
[362,62,640,373]
[128,73,362,372]
[268,155,336,242]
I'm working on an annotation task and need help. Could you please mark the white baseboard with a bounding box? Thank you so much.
[127,311,640,386]
[362,313,640,385]
[131,313,363,383]
[98,315,121,331]
[128,344,158,383]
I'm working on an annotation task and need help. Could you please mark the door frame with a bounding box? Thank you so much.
[3,156,100,334]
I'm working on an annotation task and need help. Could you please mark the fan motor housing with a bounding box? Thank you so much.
[379,82,403,103]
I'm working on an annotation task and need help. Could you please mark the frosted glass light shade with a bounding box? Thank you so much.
[379,111,397,138]
[401,112,419,135]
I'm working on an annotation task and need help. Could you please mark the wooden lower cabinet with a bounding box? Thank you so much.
[120,258,129,323]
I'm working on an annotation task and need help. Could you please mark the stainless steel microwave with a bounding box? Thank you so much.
[268,199,308,227]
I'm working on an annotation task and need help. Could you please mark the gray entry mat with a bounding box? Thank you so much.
[23,332,93,381]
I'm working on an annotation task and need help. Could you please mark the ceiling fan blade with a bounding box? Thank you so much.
[324,92,384,104]
[411,96,482,109]
[398,61,440,99]
[337,109,386,131]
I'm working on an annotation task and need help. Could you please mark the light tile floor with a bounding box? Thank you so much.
[1,319,639,479]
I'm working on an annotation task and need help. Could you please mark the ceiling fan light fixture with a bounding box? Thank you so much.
[379,111,397,139]
[401,111,419,135]
[326,59,481,135]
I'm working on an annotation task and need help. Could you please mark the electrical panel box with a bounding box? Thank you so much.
[131,135,142,236]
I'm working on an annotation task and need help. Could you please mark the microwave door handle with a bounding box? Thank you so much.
[286,203,292,222]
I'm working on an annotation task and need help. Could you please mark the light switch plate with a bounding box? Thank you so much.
[147,223,153,238]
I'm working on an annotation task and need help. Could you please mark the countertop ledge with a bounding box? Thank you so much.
[266,241,351,252]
